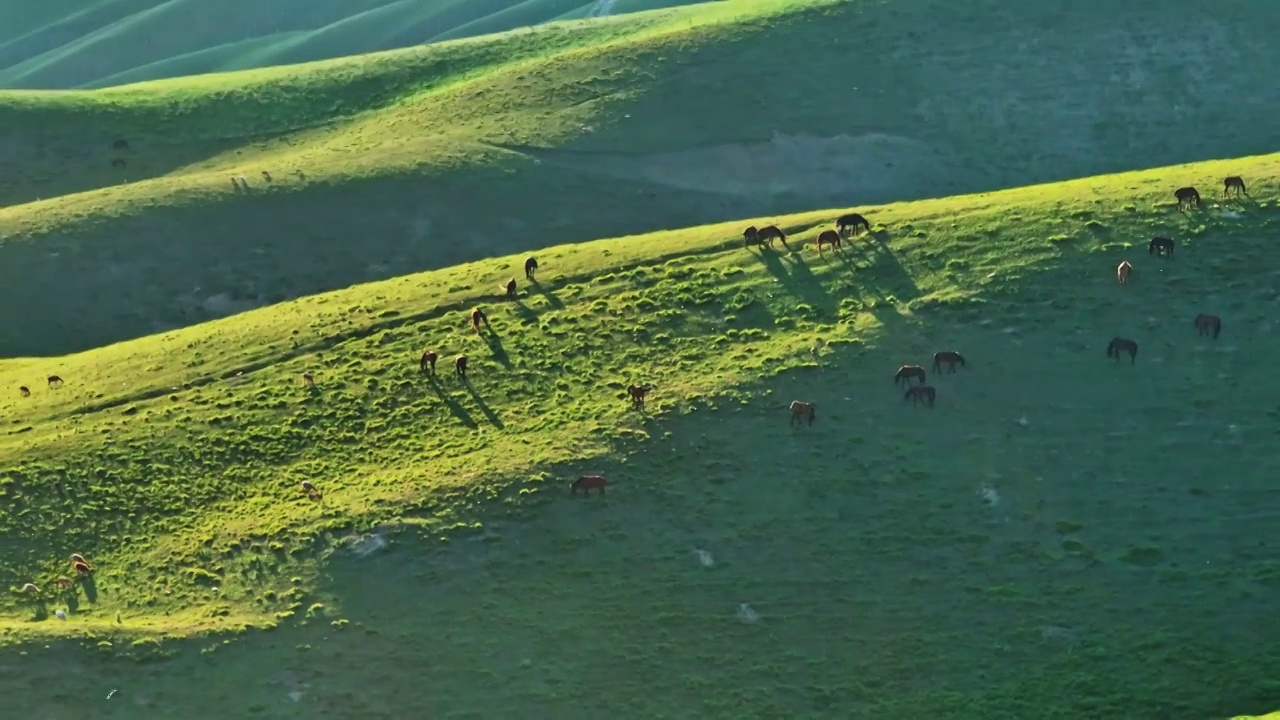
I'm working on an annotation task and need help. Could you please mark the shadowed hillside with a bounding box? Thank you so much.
[0,0,1278,359]
[0,0,707,89]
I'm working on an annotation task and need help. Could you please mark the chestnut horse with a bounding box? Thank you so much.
[1106,337,1138,364]
[1223,176,1247,198]
[1117,261,1133,284]
[525,256,539,280]
[455,355,469,379]
[1194,313,1221,339]
[571,475,607,496]
[744,225,790,250]
[893,365,926,386]
[1175,186,1200,211]
[903,385,936,408]
[471,308,490,333]
[47,375,64,387]
[1149,236,1174,259]
[627,384,651,410]
[789,400,816,426]
[420,350,438,374]
[815,229,841,252]
[932,351,966,374]
[18,386,30,397]
[505,278,517,300]
[836,212,870,236]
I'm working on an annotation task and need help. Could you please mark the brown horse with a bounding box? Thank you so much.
[111,158,126,168]
[1175,186,1200,211]
[932,351,966,373]
[525,256,538,280]
[301,372,315,387]
[903,385,936,408]
[72,559,93,576]
[815,229,841,252]
[420,350,438,374]
[742,224,788,249]
[505,278,517,300]
[1106,337,1138,364]
[1194,313,1222,339]
[836,212,870,236]
[893,365,926,386]
[626,384,651,410]
[1223,176,1247,198]
[789,400,816,426]
[18,386,30,397]
[1149,236,1174,259]
[471,308,490,333]
[261,170,273,182]
[1117,260,1133,284]
[300,480,322,501]
[69,553,90,570]
[571,475,607,496]
[455,355,469,379]
[47,375,63,387]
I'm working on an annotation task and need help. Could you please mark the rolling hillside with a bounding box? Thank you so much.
[3,0,1280,357]
[2,151,1278,718]
[0,0,707,89]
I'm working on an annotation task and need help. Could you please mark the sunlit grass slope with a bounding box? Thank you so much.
[2,0,1280,358]
[0,0,705,89]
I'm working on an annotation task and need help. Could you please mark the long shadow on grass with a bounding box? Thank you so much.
[529,279,564,309]
[461,378,504,429]
[426,375,478,429]
[481,330,512,369]
[753,247,837,317]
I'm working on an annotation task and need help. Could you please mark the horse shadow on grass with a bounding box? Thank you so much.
[426,374,479,429]
[82,574,98,603]
[529,279,564,310]
[461,377,504,429]
[480,329,513,369]
[752,247,838,318]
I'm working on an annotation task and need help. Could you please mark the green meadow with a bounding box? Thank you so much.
[0,0,1277,717]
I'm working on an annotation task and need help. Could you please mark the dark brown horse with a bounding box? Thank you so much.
[903,385,936,408]
[454,355,469,379]
[1106,337,1138,364]
[815,229,841,252]
[420,350,438,374]
[470,308,490,333]
[111,158,127,168]
[1117,260,1133,284]
[626,384,651,411]
[836,212,870,236]
[571,475,607,496]
[1194,313,1222,339]
[1149,236,1174,259]
[745,224,789,250]
[893,365,926,386]
[1223,176,1247,198]
[47,375,63,387]
[301,372,315,387]
[505,278,517,300]
[261,170,273,182]
[300,480,322,501]
[525,256,538,280]
[1175,186,1200,211]
[789,400,816,426]
[932,351,966,373]
[18,386,30,397]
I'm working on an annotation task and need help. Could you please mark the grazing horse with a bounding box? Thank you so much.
[18,386,30,397]
[1149,236,1174,259]
[300,480,322,501]
[836,212,870,236]
[903,385,936,408]
[815,229,842,252]
[69,553,90,569]
[301,372,315,387]
[505,278,517,300]
[47,375,64,387]
[111,158,127,168]
[626,384,651,411]
[1106,337,1138,364]
[1223,176,1247,198]
[1194,313,1222,339]
[420,350,438,374]
[72,559,93,575]
[454,355,469,380]
[470,308,490,333]
[789,400,816,426]
[1175,186,1200,211]
[525,256,539,280]
[932,351,966,374]
[1117,260,1133,284]
[571,475,607,496]
[261,171,272,182]
[752,225,790,250]
[893,365,926,386]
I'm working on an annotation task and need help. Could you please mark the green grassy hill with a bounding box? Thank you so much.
[2,149,1278,717]
[0,0,706,89]
[3,0,1280,358]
